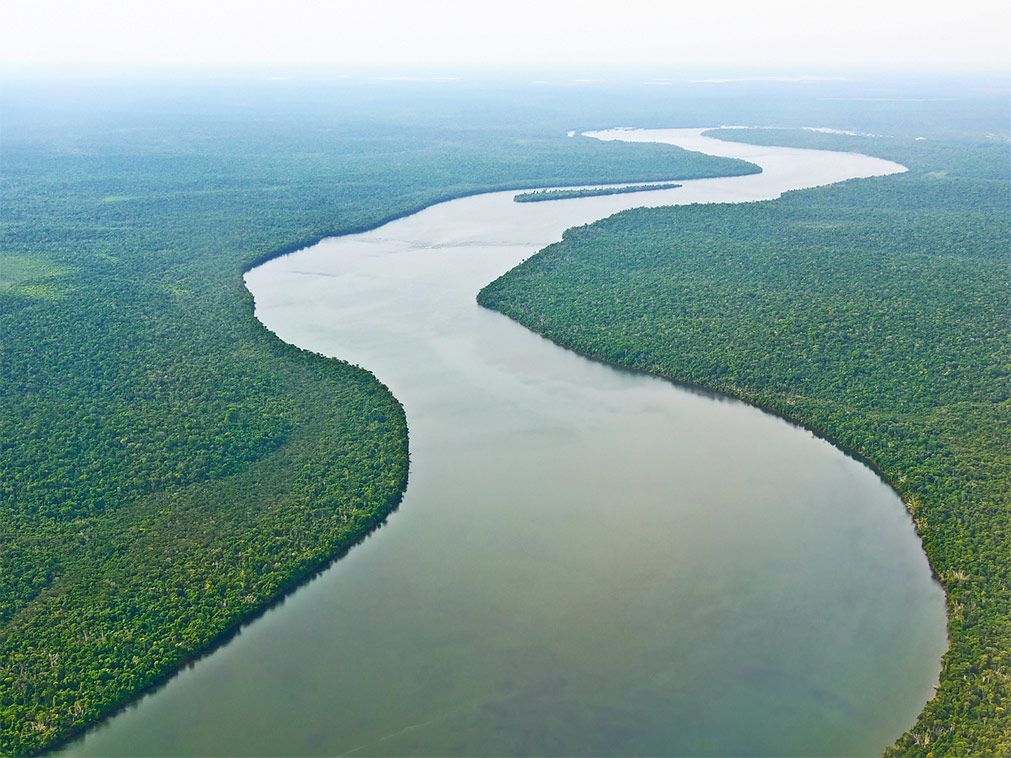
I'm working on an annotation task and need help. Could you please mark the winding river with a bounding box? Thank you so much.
[61,129,948,756]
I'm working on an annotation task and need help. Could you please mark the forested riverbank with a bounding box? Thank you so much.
[479,128,1010,756]
[0,83,758,755]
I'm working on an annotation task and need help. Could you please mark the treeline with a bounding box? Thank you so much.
[514,182,685,202]
[479,131,1010,756]
[0,92,757,756]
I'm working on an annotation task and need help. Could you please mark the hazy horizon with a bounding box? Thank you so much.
[3,0,1009,75]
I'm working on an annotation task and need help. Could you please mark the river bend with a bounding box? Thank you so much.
[62,128,947,757]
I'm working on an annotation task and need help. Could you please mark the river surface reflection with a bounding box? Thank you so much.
[62,129,947,757]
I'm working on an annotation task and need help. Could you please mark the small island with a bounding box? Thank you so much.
[514,182,682,202]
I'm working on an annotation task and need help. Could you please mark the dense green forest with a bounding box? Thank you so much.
[514,181,685,202]
[0,80,758,755]
[479,128,1010,755]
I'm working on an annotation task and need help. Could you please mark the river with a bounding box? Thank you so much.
[60,128,948,756]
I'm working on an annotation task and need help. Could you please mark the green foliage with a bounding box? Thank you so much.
[0,88,754,756]
[514,181,686,202]
[0,256,67,290]
[480,132,1011,756]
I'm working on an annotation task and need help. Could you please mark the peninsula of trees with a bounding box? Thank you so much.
[479,128,1010,757]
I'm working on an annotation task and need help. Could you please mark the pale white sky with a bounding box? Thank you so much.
[1,0,1008,71]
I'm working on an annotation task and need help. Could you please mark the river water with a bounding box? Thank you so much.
[61,129,947,756]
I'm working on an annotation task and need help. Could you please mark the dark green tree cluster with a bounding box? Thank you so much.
[514,181,686,202]
[479,131,1010,756]
[0,89,754,756]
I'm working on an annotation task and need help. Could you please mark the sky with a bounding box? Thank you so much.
[1,0,1009,72]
